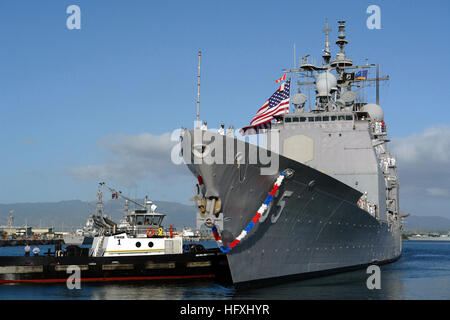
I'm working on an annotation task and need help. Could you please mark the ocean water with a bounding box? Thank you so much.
[0,241,449,300]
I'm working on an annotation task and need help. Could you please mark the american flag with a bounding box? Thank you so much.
[240,79,291,135]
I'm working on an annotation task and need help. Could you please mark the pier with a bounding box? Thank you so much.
[0,239,64,247]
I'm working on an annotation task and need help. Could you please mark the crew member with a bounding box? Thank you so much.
[218,124,225,135]
[24,243,31,256]
[201,121,207,130]
[32,245,40,257]
[226,125,235,137]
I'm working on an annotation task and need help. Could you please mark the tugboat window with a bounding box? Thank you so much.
[346,115,353,121]
[308,117,315,122]
[338,115,345,120]
[136,215,145,225]
[293,117,299,122]
[136,242,141,248]
[285,117,292,123]
[323,116,329,121]
[300,117,306,122]
[315,116,322,122]
[145,215,153,225]
[154,216,163,226]
[331,116,337,121]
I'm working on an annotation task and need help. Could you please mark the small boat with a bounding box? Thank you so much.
[0,184,231,284]
[89,183,182,258]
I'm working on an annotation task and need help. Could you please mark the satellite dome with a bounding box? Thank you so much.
[362,103,384,121]
[291,93,307,105]
[316,71,337,97]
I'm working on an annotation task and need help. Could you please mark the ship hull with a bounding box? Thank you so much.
[183,130,402,286]
[63,235,93,246]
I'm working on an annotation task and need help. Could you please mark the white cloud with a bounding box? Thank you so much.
[425,188,450,198]
[392,125,450,167]
[68,132,192,187]
[390,125,450,216]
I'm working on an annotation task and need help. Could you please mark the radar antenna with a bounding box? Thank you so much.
[336,20,348,55]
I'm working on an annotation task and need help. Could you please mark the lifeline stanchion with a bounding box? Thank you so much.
[211,172,287,253]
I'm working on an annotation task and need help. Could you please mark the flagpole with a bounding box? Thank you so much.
[376,63,380,105]
[294,43,296,69]
[196,51,201,129]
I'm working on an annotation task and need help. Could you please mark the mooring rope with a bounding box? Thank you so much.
[211,172,287,253]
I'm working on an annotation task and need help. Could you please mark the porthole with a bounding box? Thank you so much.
[148,242,154,248]
[136,242,141,248]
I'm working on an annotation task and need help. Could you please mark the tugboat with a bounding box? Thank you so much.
[0,183,231,284]
[90,183,182,257]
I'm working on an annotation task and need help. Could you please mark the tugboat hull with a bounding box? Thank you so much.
[0,249,231,284]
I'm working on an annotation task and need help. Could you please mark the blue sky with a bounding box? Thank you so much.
[0,1,449,219]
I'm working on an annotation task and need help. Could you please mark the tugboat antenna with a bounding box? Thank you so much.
[196,51,202,128]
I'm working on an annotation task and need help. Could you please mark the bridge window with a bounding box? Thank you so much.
[346,115,353,121]
[136,215,145,226]
[285,117,292,123]
[308,117,315,122]
[338,115,345,120]
[292,117,299,122]
[331,116,337,121]
[323,116,329,121]
[315,116,322,122]
[144,215,154,226]
[154,216,163,226]
[300,117,306,122]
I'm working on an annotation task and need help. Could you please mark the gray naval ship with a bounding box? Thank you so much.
[180,20,403,287]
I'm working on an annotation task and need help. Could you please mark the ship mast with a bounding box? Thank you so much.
[195,51,201,129]
[8,210,14,229]
[322,19,331,66]
[283,20,390,113]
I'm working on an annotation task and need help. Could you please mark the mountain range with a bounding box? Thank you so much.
[0,199,197,232]
[1,200,450,233]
